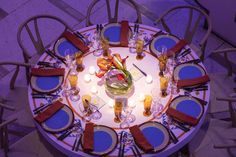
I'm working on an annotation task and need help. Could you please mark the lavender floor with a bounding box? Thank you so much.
[0,0,235,157]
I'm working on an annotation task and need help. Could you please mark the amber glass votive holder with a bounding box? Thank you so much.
[143,95,152,117]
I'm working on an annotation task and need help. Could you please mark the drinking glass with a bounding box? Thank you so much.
[75,53,84,72]
[136,39,144,60]
[68,67,80,101]
[114,101,123,123]
[92,31,103,56]
[143,95,152,117]
[160,75,169,97]
[151,88,164,119]
[64,49,73,68]
[101,38,110,57]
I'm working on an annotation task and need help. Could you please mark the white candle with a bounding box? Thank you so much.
[91,86,98,94]
[108,100,114,108]
[128,100,136,108]
[84,74,91,83]
[89,66,96,75]
[139,93,145,101]
[146,75,153,84]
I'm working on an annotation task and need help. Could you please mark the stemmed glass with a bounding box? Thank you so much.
[129,28,138,53]
[68,64,80,102]
[151,88,164,119]
[62,49,73,97]
[92,30,103,56]
[120,101,136,129]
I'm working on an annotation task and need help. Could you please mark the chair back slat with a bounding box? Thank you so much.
[86,0,142,26]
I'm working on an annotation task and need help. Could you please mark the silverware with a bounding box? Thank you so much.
[72,133,81,151]
[132,63,147,77]
[162,120,178,144]
[171,119,190,132]
[75,31,90,45]
[33,103,52,114]
[45,49,66,65]
[180,59,201,64]
[144,30,163,47]
[133,144,142,157]
[131,146,137,157]
[58,121,82,141]
[118,131,124,157]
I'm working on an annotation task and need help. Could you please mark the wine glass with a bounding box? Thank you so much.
[151,88,164,119]
[68,65,80,102]
[92,30,103,56]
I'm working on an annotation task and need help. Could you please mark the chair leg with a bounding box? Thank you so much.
[0,108,3,148]
[3,126,9,157]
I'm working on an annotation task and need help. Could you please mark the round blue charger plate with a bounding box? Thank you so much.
[169,96,204,119]
[30,75,63,94]
[81,125,118,156]
[101,23,132,46]
[139,121,170,152]
[41,105,74,133]
[54,37,82,58]
[150,34,179,55]
[173,63,206,81]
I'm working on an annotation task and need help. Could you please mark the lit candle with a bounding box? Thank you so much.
[89,66,96,75]
[139,93,145,101]
[84,74,91,83]
[145,75,153,84]
[91,86,98,94]
[108,100,114,108]
[128,100,136,108]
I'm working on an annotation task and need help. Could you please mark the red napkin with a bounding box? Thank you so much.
[62,31,89,53]
[31,68,65,77]
[167,40,188,57]
[120,21,129,47]
[83,123,94,152]
[177,75,210,88]
[129,125,153,152]
[166,107,199,126]
[34,101,64,123]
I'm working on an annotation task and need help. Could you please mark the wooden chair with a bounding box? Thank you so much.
[208,48,236,115]
[17,15,71,82]
[86,0,142,26]
[154,5,212,61]
[0,62,32,90]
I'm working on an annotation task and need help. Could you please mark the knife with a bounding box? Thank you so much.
[144,30,163,47]
[172,119,190,132]
[178,48,191,58]
[132,63,147,77]
[133,145,142,157]
[57,121,81,141]
[45,50,66,65]
[118,131,124,157]
[168,129,178,144]
[131,146,137,157]
[180,59,201,64]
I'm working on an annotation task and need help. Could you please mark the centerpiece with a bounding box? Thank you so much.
[96,53,133,95]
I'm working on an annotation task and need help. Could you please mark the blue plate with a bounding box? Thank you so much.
[173,63,206,81]
[54,37,82,58]
[41,105,74,133]
[30,75,63,93]
[150,34,179,55]
[170,96,204,119]
[101,23,132,46]
[139,122,170,152]
[82,125,118,156]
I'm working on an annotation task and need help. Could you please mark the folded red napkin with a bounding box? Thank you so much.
[83,123,94,152]
[129,125,153,152]
[120,21,129,47]
[177,75,210,88]
[34,101,64,123]
[166,107,199,126]
[167,40,188,57]
[62,31,89,53]
[31,68,65,77]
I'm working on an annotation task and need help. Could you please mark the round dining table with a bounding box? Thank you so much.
[28,23,210,157]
